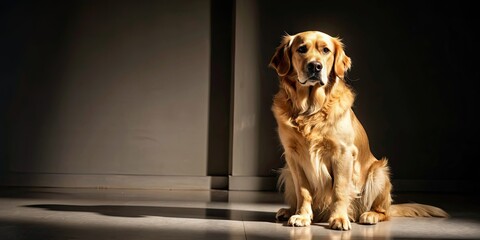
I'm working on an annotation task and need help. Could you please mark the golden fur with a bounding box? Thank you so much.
[269,31,448,230]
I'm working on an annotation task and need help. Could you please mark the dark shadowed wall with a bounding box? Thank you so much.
[1,0,478,191]
[257,0,479,191]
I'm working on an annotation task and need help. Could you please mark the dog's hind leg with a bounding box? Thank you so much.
[358,158,392,224]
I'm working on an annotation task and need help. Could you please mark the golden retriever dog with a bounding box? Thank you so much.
[269,30,448,230]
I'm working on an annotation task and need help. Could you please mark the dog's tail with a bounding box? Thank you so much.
[389,203,449,218]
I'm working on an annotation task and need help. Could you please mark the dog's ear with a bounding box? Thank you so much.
[269,34,293,77]
[332,37,352,80]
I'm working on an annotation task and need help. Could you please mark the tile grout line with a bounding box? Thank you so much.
[242,216,248,240]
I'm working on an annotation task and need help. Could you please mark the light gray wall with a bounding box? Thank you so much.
[231,0,261,177]
[229,0,284,190]
[2,1,212,187]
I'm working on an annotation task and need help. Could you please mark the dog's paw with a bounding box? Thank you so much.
[276,208,292,221]
[328,214,351,231]
[359,211,380,225]
[288,214,312,227]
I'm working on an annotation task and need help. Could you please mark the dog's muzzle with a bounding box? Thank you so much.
[305,61,323,84]
[307,61,322,75]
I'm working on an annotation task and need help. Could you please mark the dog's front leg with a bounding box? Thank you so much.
[286,160,313,227]
[328,145,355,231]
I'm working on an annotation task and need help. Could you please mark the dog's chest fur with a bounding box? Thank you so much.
[273,79,356,145]
[273,79,361,201]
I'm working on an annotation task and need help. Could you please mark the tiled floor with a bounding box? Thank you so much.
[0,187,479,240]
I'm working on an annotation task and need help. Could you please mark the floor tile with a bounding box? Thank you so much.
[0,187,479,240]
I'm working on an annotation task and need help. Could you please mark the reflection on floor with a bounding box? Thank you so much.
[0,187,479,240]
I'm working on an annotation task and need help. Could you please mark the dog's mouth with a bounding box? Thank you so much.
[298,73,324,86]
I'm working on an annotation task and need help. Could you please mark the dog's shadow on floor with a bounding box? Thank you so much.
[25,204,277,222]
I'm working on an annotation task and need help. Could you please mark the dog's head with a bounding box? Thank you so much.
[269,31,351,87]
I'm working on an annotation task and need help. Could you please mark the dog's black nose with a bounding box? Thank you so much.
[307,61,322,74]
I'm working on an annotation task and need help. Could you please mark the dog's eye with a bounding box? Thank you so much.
[322,47,330,53]
[297,45,308,53]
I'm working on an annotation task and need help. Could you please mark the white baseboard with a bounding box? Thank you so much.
[228,176,277,191]
[0,173,228,190]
